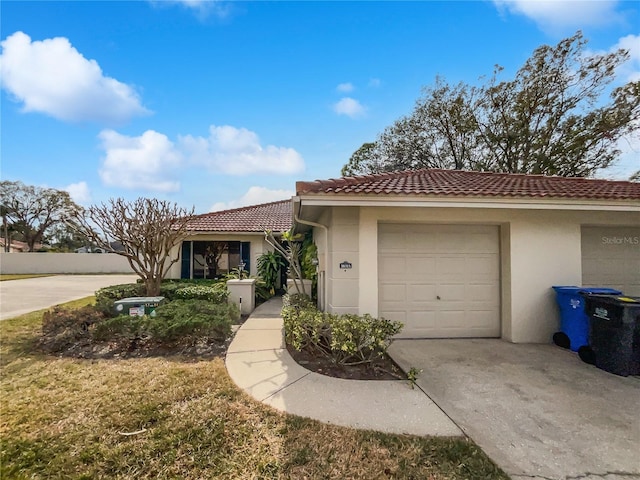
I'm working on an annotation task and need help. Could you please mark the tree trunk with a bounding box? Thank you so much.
[145,277,162,297]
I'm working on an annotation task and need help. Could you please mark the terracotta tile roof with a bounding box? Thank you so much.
[186,200,292,233]
[296,169,640,201]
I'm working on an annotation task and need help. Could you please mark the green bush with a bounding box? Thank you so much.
[257,251,285,294]
[94,283,144,314]
[329,314,403,365]
[92,314,149,342]
[93,299,238,344]
[151,300,237,342]
[282,294,403,366]
[94,281,229,316]
[171,284,228,303]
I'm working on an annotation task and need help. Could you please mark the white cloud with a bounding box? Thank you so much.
[613,34,640,82]
[368,78,381,88]
[179,125,304,175]
[493,0,622,32]
[0,31,149,124]
[149,0,231,18]
[64,181,91,204]
[333,97,366,118]
[210,186,293,211]
[336,82,354,93]
[98,129,182,192]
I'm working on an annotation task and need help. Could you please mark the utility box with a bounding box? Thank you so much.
[114,297,165,317]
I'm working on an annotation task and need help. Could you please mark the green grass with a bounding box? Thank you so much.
[0,274,55,281]
[0,299,509,479]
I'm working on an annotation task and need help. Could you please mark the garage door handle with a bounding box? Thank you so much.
[436,295,441,300]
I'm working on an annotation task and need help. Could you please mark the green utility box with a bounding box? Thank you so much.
[113,297,165,317]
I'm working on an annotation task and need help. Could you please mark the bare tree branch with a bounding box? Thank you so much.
[71,198,195,296]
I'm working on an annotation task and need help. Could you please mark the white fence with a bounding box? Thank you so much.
[0,253,133,274]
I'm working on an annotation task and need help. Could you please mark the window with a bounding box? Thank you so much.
[182,241,250,279]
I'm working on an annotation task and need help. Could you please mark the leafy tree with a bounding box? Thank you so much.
[44,222,92,252]
[264,229,307,295]
[0,180,82,252]
[72,198,195,296]
[257,250,286,294]
[343,32,640,177]
[341,142,377,176]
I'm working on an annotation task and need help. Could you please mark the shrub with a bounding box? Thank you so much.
[150,300,237,342]
[329,314,403,365]
[94,283,144,314]
[282,294,403,366]
[93,299,238,345]
[94,281,229,316]
[41,306,107,352]
[171,284,228,303]
[257,251,285,294]
[92,314,149,342]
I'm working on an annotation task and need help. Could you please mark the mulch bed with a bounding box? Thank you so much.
[286,343,404,381]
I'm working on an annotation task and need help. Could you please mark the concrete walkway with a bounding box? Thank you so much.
[225,297,462,436]
[0,274,138,320]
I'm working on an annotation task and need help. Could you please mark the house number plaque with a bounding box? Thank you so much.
[339,261,352,270]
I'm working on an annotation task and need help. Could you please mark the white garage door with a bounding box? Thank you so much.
[582,226,640,296]
[379,224,500,338]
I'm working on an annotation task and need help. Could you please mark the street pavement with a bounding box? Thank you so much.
[0,274,137,320]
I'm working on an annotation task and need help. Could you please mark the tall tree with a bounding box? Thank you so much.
[0,181,81,252]
[72,198,195,296]
[343,32,640,177]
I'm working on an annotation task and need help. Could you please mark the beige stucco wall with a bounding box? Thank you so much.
[0,253,133,274]
[317,205,639,344]
[166,234,272,279]
[325,207,360,315]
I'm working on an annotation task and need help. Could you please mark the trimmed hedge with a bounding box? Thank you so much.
[93,299,238,344]
[95,280,229,314]
[282,294,403,366]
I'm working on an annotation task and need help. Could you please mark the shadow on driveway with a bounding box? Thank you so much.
[388,339,640,480]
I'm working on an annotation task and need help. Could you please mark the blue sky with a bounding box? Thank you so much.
[1,1,639,213]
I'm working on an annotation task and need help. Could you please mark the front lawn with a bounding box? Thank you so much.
[0,299,508,479]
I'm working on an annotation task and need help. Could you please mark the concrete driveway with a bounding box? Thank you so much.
[388,339,640,480]
[0,274,138,320]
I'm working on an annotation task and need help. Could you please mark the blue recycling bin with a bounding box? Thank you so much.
[552,286,622,351]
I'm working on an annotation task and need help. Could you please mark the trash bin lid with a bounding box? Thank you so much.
[552,286,581,294]
[579,288,623,295]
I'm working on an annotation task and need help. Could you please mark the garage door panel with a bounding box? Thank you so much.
[408,284,437,301]
[406,256,437,278]
[467,284,499,302]
[582,227,640,296]
[380,310,407,324]
[378,256,406,277]
[379,223,500,338]
[438,284,465,301]
[436,256,466,276]
[409,232,440,252]
[379,283,406,303]
[466,255,499,277]
[378,230,407,251]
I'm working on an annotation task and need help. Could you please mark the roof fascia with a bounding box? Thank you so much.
[297,195,640,212]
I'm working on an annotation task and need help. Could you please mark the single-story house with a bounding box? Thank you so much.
[0,239,43,252]
[293,169,640,343]
[168,200,292,280]
[167,169,639,344]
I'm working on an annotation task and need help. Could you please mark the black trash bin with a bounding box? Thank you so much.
[580,294,640,377]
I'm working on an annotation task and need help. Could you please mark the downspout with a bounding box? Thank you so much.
[293,197,328,311]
